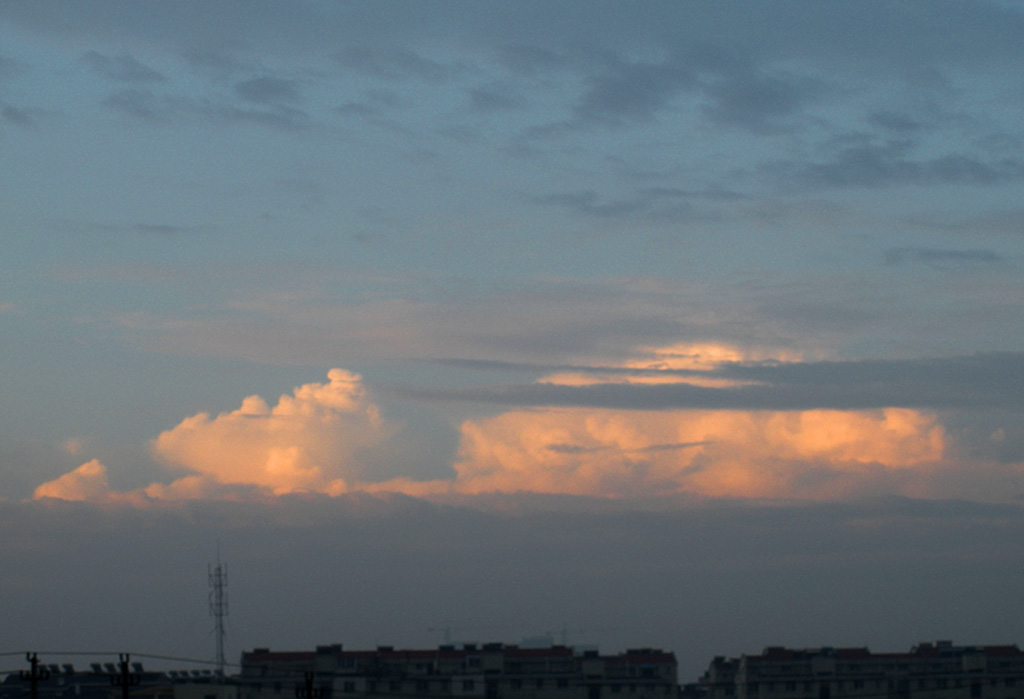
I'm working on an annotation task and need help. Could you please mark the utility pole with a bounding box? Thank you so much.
[296,671,326,699]
[20,653,50,699]
[110,654,141,699]
[209,550,229,677]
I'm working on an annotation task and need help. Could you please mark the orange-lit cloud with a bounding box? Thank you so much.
[34,459,113,501]
[447,343,948,499]
[30,349,975,504]
[450,407,945,499]
[543,342,799,388]
[151,369,385,495]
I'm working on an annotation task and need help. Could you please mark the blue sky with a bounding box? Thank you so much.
[2,0,1024,676]
[4,1,1024,499]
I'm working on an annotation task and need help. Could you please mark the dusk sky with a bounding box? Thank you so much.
[3,0,1024,683]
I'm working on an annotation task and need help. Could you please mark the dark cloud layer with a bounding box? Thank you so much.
[3,495,1024,680]
[405,353,1024,412]
[884,247,1006,268]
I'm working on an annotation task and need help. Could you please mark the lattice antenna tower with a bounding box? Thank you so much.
[209,549,229,677]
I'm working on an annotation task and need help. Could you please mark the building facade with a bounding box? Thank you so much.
[701,642,1024,699]
[239,643,677,699]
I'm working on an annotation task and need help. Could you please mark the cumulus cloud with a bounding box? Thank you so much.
[33,459,113,501]
[33,370,389,503]
[451,406,945,499]
[444,343,950,500]
[152,369,385,496]
[30,350,1024,504]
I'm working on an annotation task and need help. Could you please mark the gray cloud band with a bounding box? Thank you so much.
[401,353,1024,411]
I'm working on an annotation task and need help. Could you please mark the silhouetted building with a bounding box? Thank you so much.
[238,643,677,699]
[700,641,1024,699]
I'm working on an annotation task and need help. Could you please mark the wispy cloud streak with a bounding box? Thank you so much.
[403,353,1024,412]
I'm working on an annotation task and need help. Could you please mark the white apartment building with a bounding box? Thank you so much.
[702,641,1024,699]
[239,643,677,699]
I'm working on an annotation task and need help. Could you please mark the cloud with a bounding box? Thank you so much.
[467,82,522,112]
[451,407,946,499]
[34,369,395,503]
[152,369,385,496]
[102,87,310,129]
[573,54,695,125]
[442,343,949,500]
[102,88,181,121]
[333,46,453,82]
[235,76,301,104]
[785,140,1024,188]
[1,103,41,126]
[884,247,1006,269]
[404,344,1024,501]
[33,459,112,501]
[81,51,166,83]
[9,495,1024,682]
[61,438,84,455]
[27,349,1024,505]
[901,208,1024,236]
[402,352,1024,412]
[134,222,185,236]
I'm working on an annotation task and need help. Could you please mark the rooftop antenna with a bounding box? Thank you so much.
[209,545,229,677]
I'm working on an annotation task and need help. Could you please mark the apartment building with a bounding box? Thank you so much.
[238,643,677,699]
[701,641,1024,699]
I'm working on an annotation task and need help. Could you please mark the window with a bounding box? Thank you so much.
[417,681,429,692]
[558,679,569,689]
[390,681,401,692]
[786,683,796,692]
[463,680,476,692]
[343,682,355,693]
[536,680,545,690]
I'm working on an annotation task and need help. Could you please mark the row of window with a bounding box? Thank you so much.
[754,664,1024,678]
[333,679,673,695]
[744,678,1020,693]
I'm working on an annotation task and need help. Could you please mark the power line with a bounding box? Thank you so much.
[0,651,240,669]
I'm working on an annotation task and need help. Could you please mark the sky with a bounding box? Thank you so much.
[2,0,1024,683]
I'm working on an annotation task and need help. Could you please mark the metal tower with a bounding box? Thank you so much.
[208,553,228,677]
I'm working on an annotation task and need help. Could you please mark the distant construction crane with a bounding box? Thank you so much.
[209,550,229,677]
